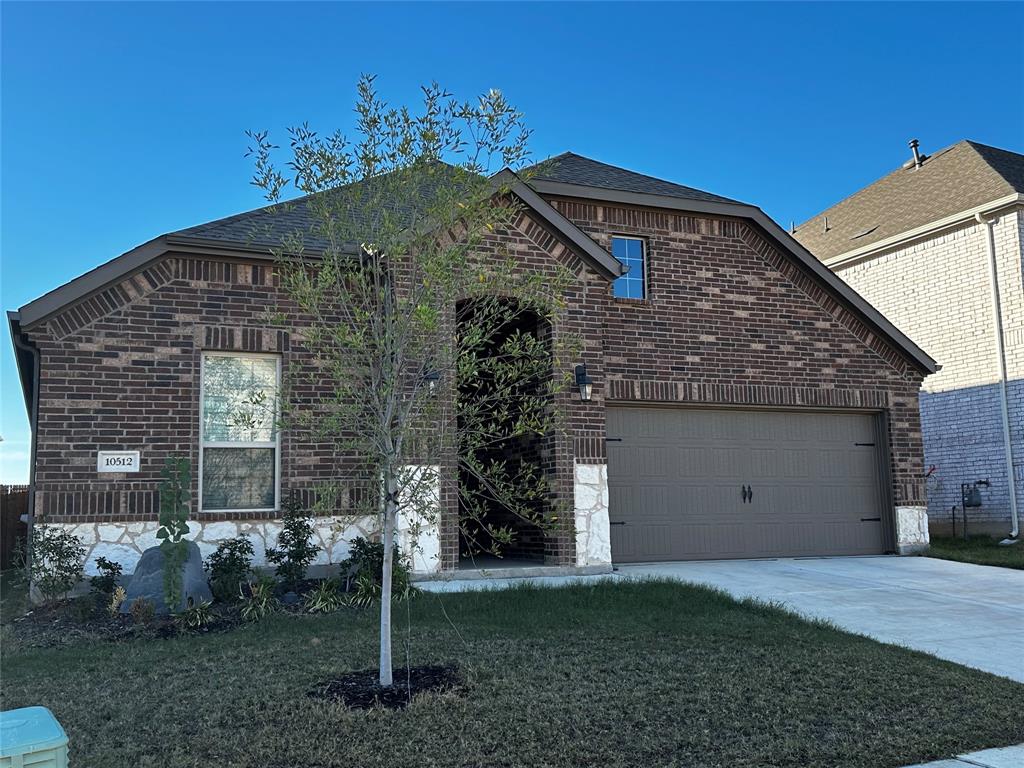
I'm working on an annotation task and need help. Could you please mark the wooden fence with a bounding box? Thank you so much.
[1,485,29,570]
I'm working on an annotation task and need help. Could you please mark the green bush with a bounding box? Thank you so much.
[175,600,215,629]
[304,579,344,613]
[266,495,319,589]
[90,556,123,595]
[340,536,417,606]
[30,525,86,603]
[205,537,254,603]
[241,576,279,622]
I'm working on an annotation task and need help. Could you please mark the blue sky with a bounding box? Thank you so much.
[2,1,1022,482]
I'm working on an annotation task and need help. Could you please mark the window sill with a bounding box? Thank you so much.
[611,297,653,307]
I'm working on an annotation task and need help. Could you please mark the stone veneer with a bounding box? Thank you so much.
[895,506,930,554]
[574,463,611,568]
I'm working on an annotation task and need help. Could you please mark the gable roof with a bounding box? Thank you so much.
[12,154,937,376]
[529,152,744,204]
[13,167,622,329]
[794,140,1024,262]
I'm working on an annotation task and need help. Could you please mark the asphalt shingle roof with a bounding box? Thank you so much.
[794,140,1024,262]
[528,152,742,204]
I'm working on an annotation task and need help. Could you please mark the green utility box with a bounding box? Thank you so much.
[0,706,69,767]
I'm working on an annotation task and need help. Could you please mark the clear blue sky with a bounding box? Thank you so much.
[2,1,1022,482]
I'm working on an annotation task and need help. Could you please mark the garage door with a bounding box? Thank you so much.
[607,407,887,562]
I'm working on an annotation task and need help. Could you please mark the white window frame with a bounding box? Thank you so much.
[198,351,282,514]
[611,235,647,300]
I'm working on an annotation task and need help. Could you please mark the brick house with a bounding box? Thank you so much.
[795,140,1022,540]
[9,153,937,577]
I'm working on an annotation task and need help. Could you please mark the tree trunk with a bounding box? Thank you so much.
[379,473,397,687]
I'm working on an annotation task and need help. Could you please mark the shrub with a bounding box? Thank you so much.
[340,536,417,606]
[129,597,155,625]
[241,576,279,622]
[90,556,123,595]
[266,495,319,589]
[205,537,254,603]
[176,600,215,629]
[30,525,86,603]
[304,579,344,613]
[107,586,127,617]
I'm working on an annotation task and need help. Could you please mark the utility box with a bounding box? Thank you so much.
[0,706,69,767]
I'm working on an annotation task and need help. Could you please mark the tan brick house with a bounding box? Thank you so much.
[9,153,937,576]
[795,140,1023,540]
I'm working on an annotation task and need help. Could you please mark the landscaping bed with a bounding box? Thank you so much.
[927,535,1024,570]
[2,579,1022,768]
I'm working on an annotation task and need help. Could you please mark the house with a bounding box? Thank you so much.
[794,140,1023,540]
[9,153,938,577]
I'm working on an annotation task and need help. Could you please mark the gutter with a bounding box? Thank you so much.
[7,312,40,569]
[974,212,1019,540]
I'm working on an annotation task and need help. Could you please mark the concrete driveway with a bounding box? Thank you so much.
[617,556,1024,683]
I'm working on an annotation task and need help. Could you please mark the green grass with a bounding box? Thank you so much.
[2,579,1022,768]
[927,535,1024,570]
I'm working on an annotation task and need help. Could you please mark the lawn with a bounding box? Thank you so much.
[2,579,1023,768]
[927,535,1024,570]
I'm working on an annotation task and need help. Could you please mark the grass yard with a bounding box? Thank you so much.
[2,579,1023,768]
[927,535,1024,570]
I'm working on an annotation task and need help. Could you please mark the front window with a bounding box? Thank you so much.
[612,236,646,299]
[200,352,280,511]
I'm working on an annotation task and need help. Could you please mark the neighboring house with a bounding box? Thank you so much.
[9,153,937,577]
[795,140,1023,539]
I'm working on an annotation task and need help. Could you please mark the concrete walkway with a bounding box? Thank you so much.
[902,743,1024,767]
[617,556,1024,682]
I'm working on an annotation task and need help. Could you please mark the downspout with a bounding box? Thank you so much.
[975,212,1019,540]
[10,317,41,568]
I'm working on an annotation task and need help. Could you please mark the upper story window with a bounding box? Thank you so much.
[200,352,280,512]
[611,236,646,299]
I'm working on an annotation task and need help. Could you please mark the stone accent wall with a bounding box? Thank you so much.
[834,209,1023,530]
[573,463,611,568]
[895,506,930,554]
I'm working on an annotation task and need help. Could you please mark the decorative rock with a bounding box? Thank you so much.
[85,542,141,575]
[119,542,212,615]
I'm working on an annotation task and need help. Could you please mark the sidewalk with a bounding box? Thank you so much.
[903,744,1024,767]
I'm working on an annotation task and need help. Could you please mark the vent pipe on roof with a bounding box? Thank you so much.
[909,139,925,169]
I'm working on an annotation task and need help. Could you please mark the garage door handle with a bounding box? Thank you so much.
[609,521,626,526]
[741,485,752,503]
[860,517,881,522]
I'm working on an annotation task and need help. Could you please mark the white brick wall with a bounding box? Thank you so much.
[835,209,1023,528]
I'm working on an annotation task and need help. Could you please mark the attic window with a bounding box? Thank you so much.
[851,226,879,240]
[612,236,646,299]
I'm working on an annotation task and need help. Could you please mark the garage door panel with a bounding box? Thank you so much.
[607,407,886,562]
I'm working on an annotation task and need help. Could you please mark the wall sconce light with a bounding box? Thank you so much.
[574,363,594,402]
[422,370,441,393]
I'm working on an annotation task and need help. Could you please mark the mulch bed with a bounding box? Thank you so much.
[309,664,464,710]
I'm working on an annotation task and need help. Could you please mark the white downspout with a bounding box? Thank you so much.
[975,212,1019,539]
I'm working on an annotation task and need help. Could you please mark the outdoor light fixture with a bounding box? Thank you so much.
[574,363,594,402]
[422,370,441,393]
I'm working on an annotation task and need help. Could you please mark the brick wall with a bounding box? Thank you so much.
[834,209,1023,530]
[549,197,929,514]
[22,194,932,570]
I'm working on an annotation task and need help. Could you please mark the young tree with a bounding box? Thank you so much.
[248,76,575,686]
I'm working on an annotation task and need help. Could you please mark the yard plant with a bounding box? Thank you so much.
[249,76,574,686]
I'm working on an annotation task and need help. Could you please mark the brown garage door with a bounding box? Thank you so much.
[607,407,887,562]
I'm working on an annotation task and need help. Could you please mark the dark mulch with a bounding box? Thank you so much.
[310,664,463,709]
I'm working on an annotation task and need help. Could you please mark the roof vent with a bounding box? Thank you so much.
[906,138,928,170]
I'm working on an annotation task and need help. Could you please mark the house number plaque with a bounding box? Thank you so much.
[97,451,140,473]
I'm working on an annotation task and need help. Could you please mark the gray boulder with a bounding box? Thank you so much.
[120,541,212,615]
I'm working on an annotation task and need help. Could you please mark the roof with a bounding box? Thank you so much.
[12,153,938,377]
[794,140,1024,262]
[528,152,744,204]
